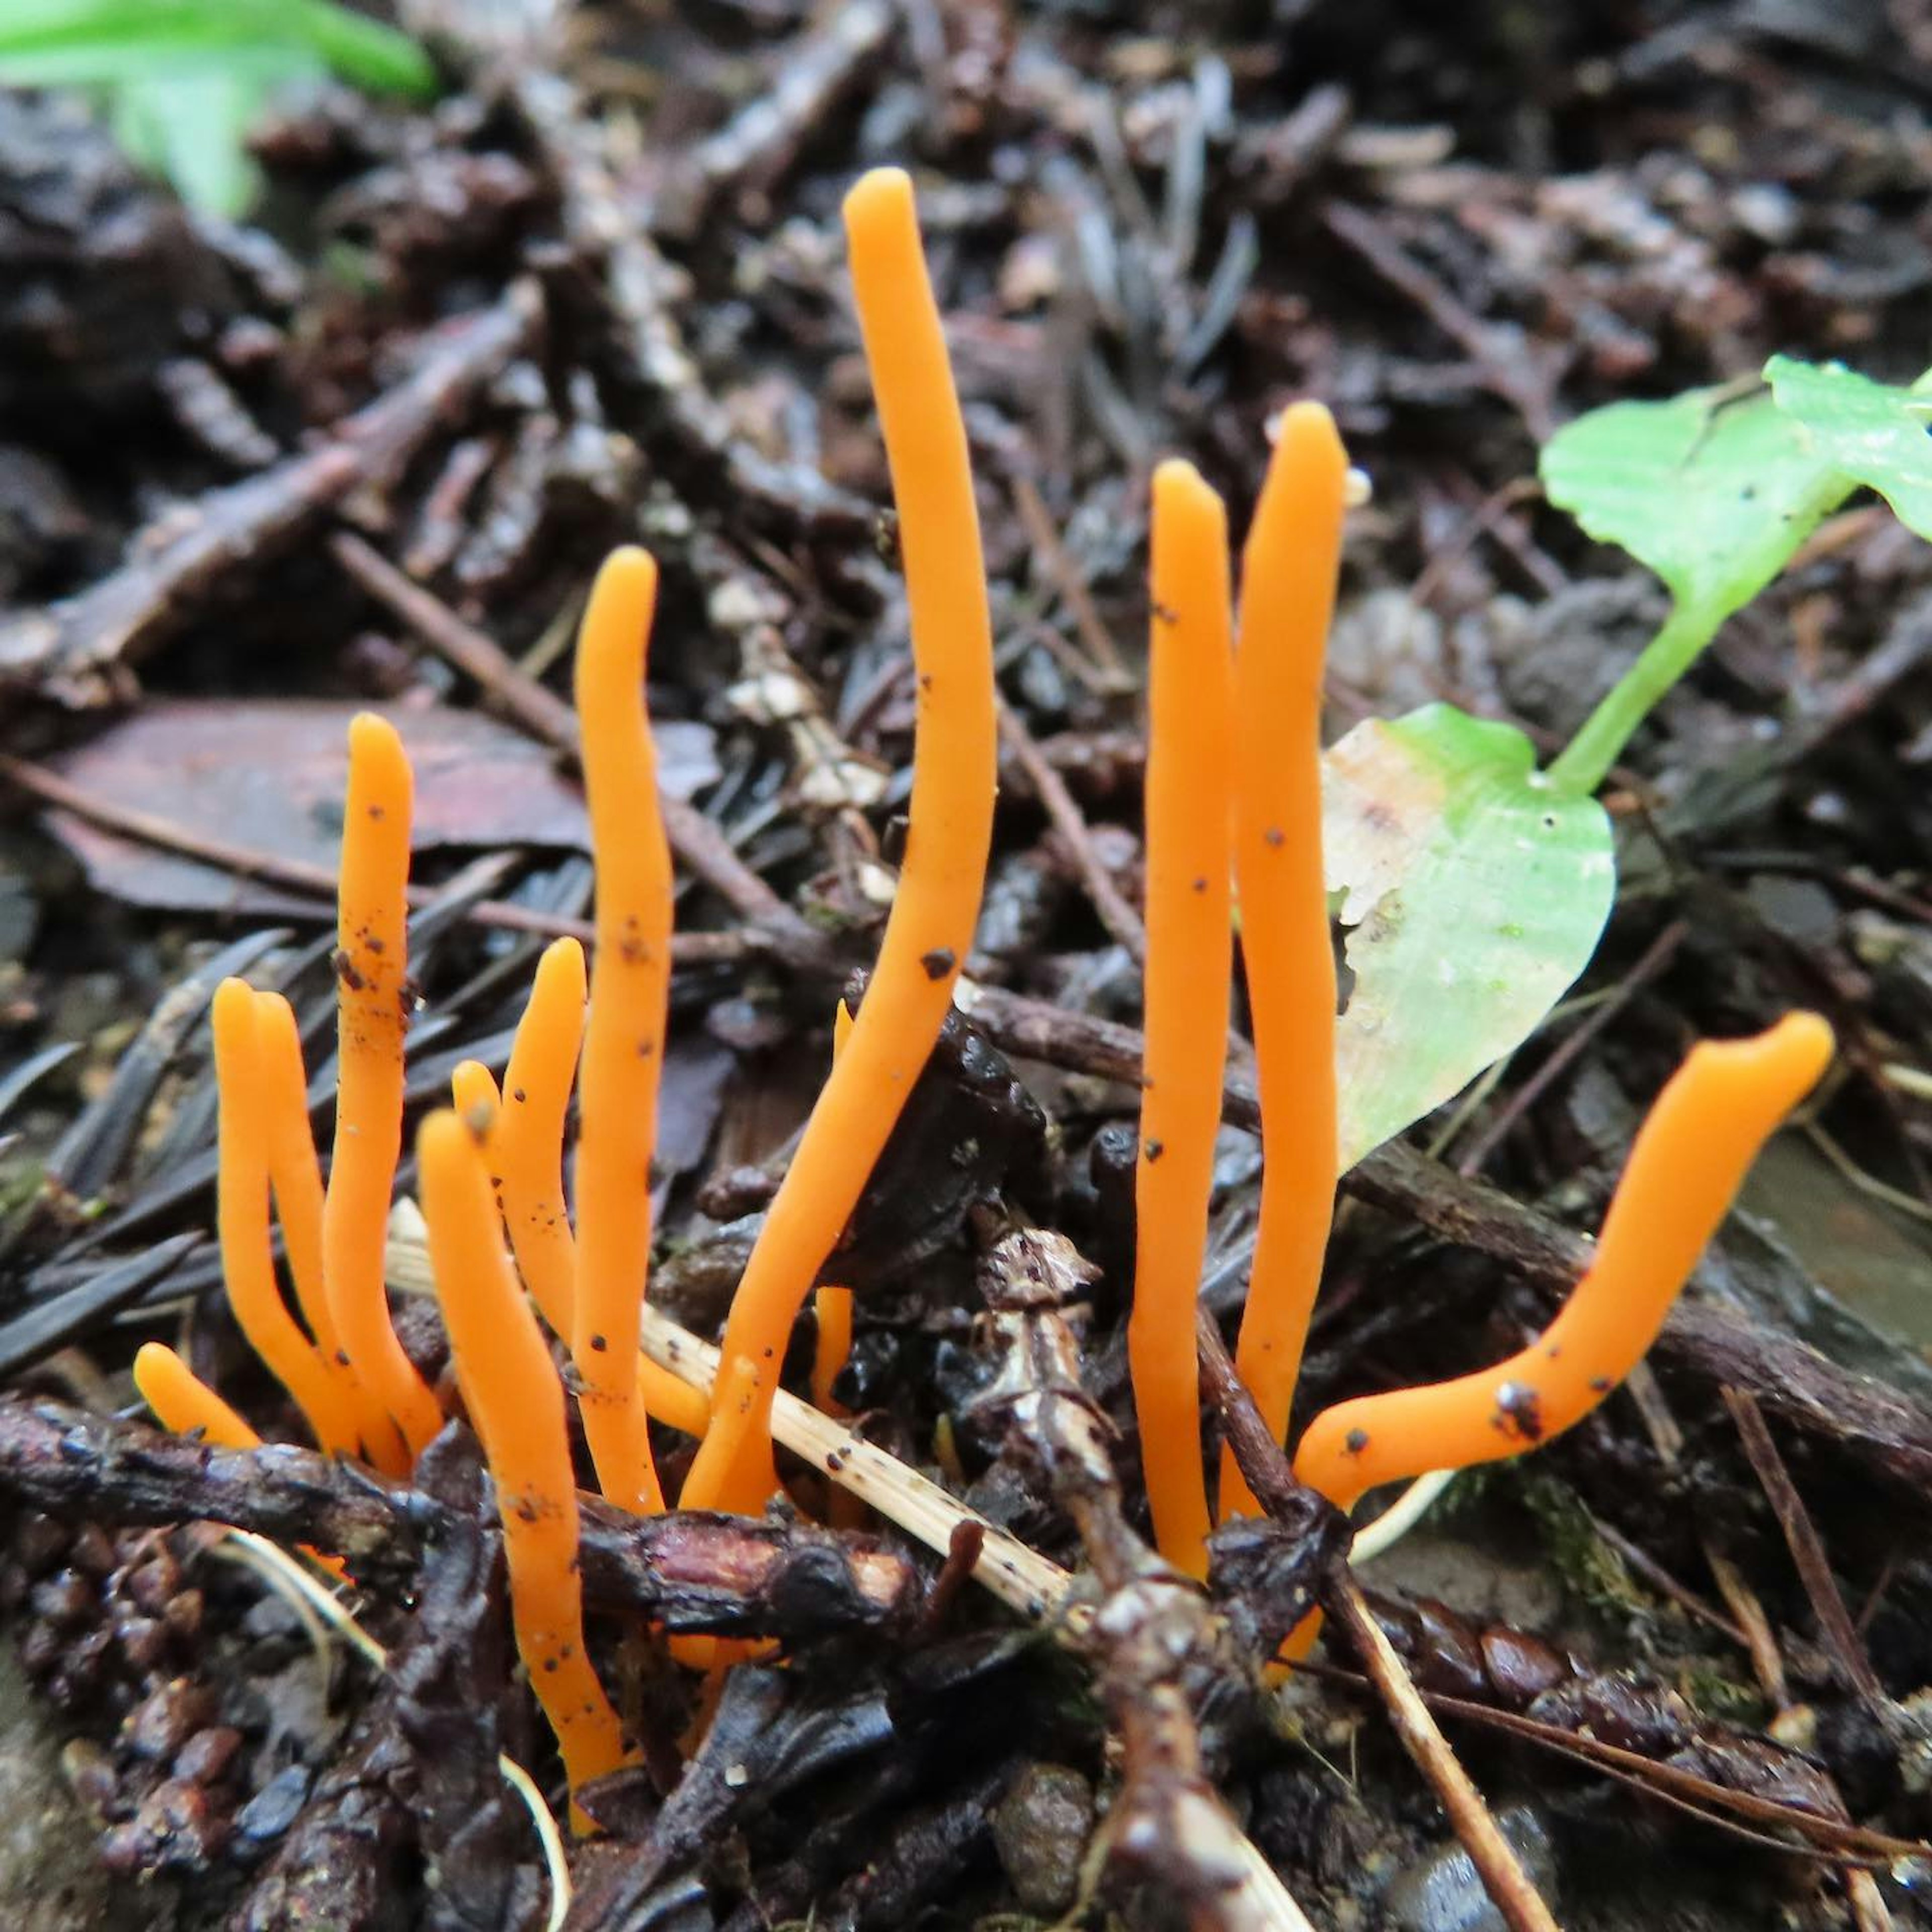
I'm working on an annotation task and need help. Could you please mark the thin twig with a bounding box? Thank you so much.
[1196,1309,1560,1932]
[998,698,1147,962]
[1722,1389,1888,1709]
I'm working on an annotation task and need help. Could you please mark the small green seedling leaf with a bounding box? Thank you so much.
[1539,384,1855,793]
[0,0,436,95]
[0,1,436,215]
[1764,356,1932,543]
[1324,703,1614,1171]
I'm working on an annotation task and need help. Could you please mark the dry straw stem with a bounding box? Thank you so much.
[1221,403,1348,1525]
[418,1108,631,1818]
[637,1303,1074,1627]
[1131,459,1234,1578]
[1296,1013,1835,1512]
[210,980,361,1458]
[324,714,443,1460]
[681,165,997,1515]
[572,547,674,1516]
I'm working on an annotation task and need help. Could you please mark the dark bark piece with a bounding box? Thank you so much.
[0,1399,918,1639]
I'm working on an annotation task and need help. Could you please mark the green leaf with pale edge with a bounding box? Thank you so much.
[1540,385,1847,624]
[1764,356,1932,542]
[1324,704,1614,1170]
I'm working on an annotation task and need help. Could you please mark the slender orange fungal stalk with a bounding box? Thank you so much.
[680,167,998,1515]
[1294,1013,1835,1515]
[251,989,407,1474]
[133,1341,350,1581]
[811,1288,855,1415]
[134,1342,261,1451]
[212,979,361,1457]
[497,936,588,1339]
[1221,402,1350,1523]
[572,548,673,1517]
[324,713,442,1459]
[1129,459,1234,1579]
[418,1108,631,1819]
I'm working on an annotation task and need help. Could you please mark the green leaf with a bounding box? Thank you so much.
[0,1,436,217]
[1764,355,1932,542]
[1541,385,1846,619]
[112,68,272,217]
[1539,385,1855,794]
[1324,704,1614,1170]
[0,0,436,96]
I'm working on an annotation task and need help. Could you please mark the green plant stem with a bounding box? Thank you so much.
[1546,603,1716,795]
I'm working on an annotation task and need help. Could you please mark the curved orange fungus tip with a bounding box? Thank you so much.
[211,979,361,1459]
[1220,400,1349,1525]
[1294,1012,1835,1515]
[1130,458,1234,1579]
[498,936,588,1340]
[134,1342,262,1452]
[417,1107,630,1820]
[450,1058,501,1132]
[324,713,443,1461]
[572,545,671,1518]
[679,163,997,1517]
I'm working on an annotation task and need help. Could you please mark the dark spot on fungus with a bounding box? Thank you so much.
[1143,1138,1164,1162]
[1493,1381,1544,1442]
[1344,1428,1370,1456]
[1263,827,1285,848]
[512,1088,527,1104]
[368,805,385,820]
[1589,1375,1612,1394]
[589,1335,607,1353]
[1152,600,1179,624]
[330,947,366,992]
[920,947,956,981]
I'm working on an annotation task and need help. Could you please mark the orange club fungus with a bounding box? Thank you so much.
[1219,402,1349,1527]
[417,1107,631,1814]
[1130,459,1235,1577]
[324,713,443,1460]
[680,166,998,1516]
[572,548,675,1516]
[1293,1012,1834,1516]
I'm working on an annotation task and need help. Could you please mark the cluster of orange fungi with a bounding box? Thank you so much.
[135,166,1833,1820]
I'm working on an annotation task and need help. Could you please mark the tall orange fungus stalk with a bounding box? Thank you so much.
[1130,459,1234,1577]
[1220,403,1349,1522]
[680,166,997,1515]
